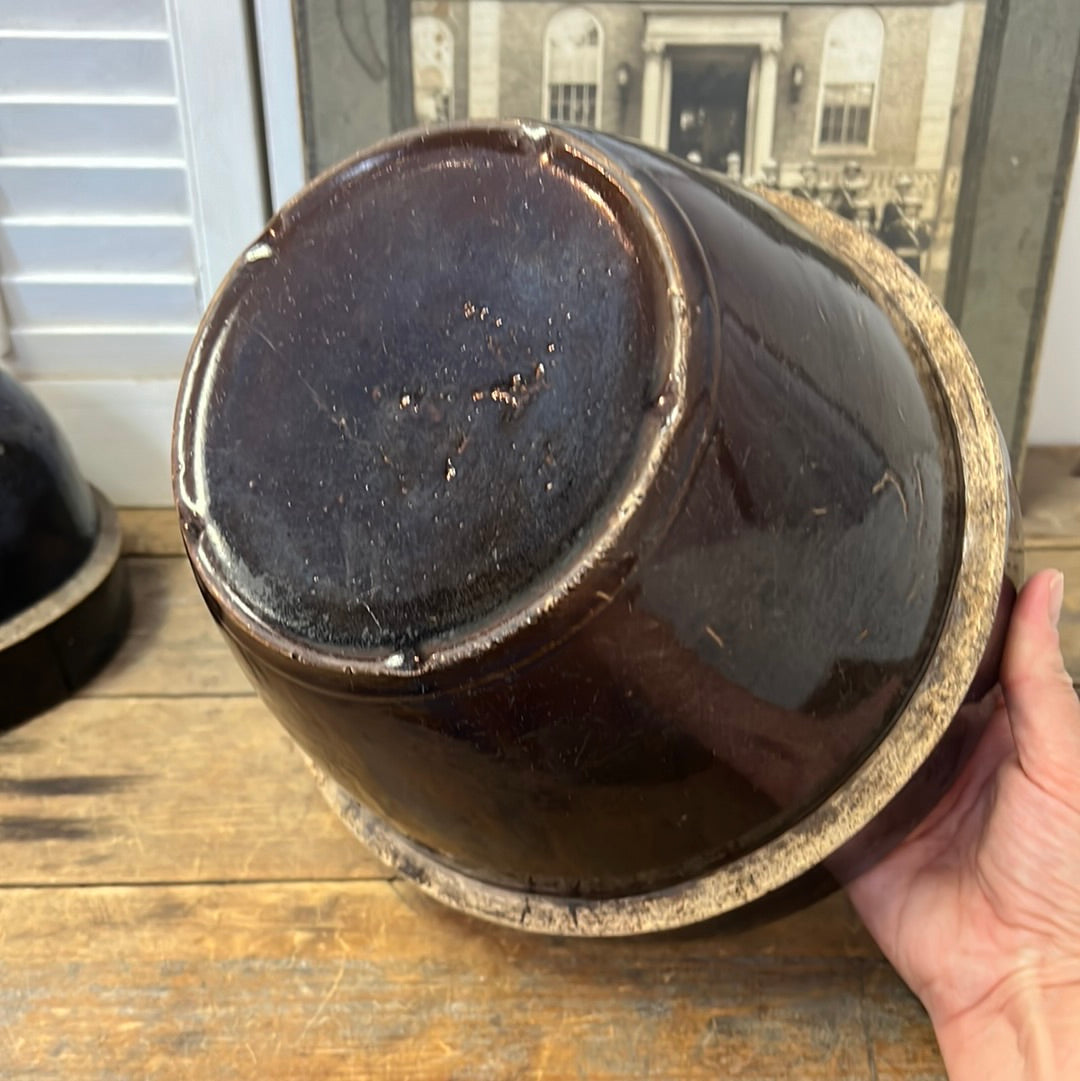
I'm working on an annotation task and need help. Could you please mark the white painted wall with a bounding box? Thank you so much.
[1028,132,1080,445]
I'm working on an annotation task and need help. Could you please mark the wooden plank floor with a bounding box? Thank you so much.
[3,449,1078,1080]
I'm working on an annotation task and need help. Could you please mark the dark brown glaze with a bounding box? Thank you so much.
[177,123,975,902]
[184,132,667,652]
[813,476,1022,893]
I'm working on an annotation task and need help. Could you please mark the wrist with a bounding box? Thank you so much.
[931,966,1080,1081]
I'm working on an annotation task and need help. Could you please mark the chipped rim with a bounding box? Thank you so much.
[305,186,1008,937]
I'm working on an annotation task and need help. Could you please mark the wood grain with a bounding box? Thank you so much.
[0,696,385,884]
[1022,546,1080,681]
[9,497,1077,1080]
[118,508,186,557]
[1021,446,1080,547]
[863,965,950,1080]
[80,557,252,698]
[0,553,948,1080]
[0,881,925,1081]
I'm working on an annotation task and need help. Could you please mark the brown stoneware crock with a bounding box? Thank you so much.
[173,121,1021,935]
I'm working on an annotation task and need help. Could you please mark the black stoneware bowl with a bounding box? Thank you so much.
[173,122,1020,935]
[0,369,129,727]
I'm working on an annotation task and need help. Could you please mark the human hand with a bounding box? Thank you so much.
[848,569,1080,1080]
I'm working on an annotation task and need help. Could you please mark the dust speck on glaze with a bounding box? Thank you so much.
[173,121,1012,935]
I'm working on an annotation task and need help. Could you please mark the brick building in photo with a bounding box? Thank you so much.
[410,0,985,294]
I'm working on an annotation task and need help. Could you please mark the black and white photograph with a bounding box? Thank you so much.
[299,0,986,296]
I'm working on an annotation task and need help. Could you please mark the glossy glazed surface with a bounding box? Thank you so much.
[185,135,665,651]
[178,125,967,900]
[0,369,97,623]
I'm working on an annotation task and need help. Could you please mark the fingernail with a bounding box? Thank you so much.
[1048,571,1064,630]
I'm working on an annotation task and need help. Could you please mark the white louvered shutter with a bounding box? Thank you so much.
[0,0,267,505]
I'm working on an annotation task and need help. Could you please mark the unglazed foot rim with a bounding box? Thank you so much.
[303,189,1008,937]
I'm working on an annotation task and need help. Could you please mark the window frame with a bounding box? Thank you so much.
[817,81,875,149]
[541,6,604,129]
[811,8,884,157]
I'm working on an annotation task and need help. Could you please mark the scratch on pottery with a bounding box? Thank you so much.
[295,370,355,440]
[913,462,927,538]
[359,600,383,631]
[872,469,908,520]
[573,729,592,766]
[704,625,725,649]
[241,315,353,441]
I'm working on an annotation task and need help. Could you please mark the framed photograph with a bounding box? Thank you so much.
[261,0,1080,464]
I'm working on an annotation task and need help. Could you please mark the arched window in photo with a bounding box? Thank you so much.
[412,15,454,123]
[543,8,603,128]
[816,9,884,149]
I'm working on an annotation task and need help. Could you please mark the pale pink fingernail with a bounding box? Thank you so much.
[1048,571,1064,630]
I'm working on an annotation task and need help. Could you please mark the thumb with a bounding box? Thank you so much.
[999,568,1080,802]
